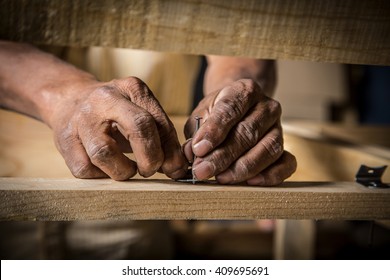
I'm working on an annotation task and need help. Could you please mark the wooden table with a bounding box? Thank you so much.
[1,110,390,259]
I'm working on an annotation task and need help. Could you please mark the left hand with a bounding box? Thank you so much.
[183,79,296,185]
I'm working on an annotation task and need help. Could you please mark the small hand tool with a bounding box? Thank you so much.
[176,116,203,184]
[192,116,202,184]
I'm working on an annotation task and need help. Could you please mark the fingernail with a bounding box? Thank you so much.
[193,161,214,180]
[216,170,234,184]
[193,140,213,157]
[247,175,265,185]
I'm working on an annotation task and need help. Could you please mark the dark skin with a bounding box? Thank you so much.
[184,56,296,185]
[0,41,296,184]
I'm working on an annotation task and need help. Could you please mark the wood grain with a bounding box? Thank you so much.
[1,0,389,65]
[1,178,390,221]
[283,122,390,182]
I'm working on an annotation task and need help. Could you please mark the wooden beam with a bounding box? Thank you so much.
[1,178,389,221]
[1,0,389,65]
[274,220,316,260]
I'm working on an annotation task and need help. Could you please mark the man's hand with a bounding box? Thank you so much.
[50,77,188,180]
[184,78,296,185]
[0,42,188,181]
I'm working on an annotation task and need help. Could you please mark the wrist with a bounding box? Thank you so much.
[38,73,101,129]
[0,42,102,127]
[204,56,276,96]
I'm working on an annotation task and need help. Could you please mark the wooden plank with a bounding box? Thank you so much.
[284,124,390,182]
[284,121,390,149]
[1,178,390,221]
[0,0,389,65]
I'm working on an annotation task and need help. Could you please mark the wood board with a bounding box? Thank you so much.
[1,178,390,221]
[1,0,389,65]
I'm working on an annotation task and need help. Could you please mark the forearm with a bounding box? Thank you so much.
[204,55,276,97]
[0,41,98,127]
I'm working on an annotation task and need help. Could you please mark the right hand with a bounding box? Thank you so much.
[49,77,188,180]
[183,79,296,185]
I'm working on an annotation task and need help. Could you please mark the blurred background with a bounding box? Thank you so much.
[1,47,389,259]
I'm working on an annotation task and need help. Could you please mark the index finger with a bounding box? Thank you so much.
[116,78,188,178]
[89,85,164,177]
[106,99,164,177]
[192,79,262,157]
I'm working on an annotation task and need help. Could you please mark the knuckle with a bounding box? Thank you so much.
[268,99,282,117]
[55,125,77,153]
[92,85,118,101]
[240,78,258,93]
[214,99,244,126]
[71,161,93,179]
[90,143,116,163]
[261,134,284,159]
[235,121,259,150]
[128,80,146,96]
[155,119,175,143]
[209,148,236,174]
[234,158,257,180]
[129,112,156,139]
[120,77,153,101]
[133,112,153,127]
[84,86,120,111]
[125,76,145,88]
[235,79,259,101]
[116,76,145,91]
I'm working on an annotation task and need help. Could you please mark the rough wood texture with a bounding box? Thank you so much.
[284,121,390,149]
[283,122,390,182]
[1,178,390,221]
[1,0,389,65]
